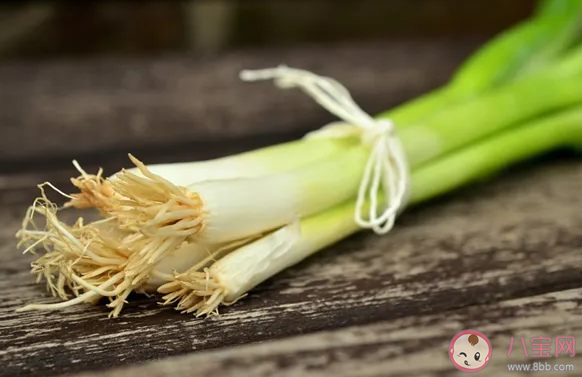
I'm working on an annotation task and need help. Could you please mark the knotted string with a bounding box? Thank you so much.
[240,65,409,235]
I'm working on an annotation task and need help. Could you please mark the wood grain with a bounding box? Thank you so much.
[71,287,582,377]
[0,39,481,163]
[2,159,582,377]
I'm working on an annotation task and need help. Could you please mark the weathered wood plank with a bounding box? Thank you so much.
[0,39,480,163]
[1,159,582,376]
[68,287,582,377]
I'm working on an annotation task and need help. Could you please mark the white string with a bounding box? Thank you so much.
[239,65,409,235]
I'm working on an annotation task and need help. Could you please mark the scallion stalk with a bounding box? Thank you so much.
[158,105,582,316]
[121,136,360,187]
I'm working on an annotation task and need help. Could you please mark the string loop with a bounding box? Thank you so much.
[240,65,409,235]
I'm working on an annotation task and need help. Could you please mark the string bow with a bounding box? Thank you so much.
[240,65,409,234]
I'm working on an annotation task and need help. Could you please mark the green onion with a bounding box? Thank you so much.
[16,4,582,317]
[158,104,582,316]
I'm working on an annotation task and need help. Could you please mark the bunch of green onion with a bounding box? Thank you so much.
[17,0,582,317]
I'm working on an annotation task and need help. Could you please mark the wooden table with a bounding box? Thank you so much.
[1,40,581,377]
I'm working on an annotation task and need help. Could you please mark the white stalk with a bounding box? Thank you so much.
[146,235,255,288]
[66,136,360,214]
[189,145,365,243]
[215,200,358,300]
[95,144,368,246]
[122,137,360,186]
[144,242,218,287]
[158,199,360,316]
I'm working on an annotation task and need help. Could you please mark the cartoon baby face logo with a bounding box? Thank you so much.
[449,330,492,372]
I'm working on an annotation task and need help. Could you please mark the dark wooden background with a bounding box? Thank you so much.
[3,1,582,376]
[0,0,533,57]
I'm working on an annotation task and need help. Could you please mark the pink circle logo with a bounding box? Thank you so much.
[449,330,492,372]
